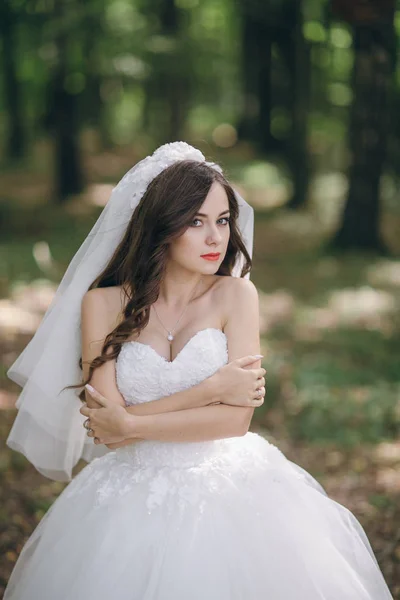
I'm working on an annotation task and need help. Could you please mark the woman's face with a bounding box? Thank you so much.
[168,181,231,275]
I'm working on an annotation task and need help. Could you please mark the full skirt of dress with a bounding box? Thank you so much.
[4,432,394,600]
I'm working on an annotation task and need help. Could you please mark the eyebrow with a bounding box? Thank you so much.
[195,209,230,217]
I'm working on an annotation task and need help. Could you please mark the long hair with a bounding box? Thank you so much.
[66,159,251,399]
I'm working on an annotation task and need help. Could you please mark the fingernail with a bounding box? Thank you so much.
[85,383,95,393]
[253,354,264,359]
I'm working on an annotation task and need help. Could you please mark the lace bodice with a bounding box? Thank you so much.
[114,328,230,468]
[116,327,228,405]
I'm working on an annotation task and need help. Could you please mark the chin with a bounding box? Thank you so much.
[200,264,221,274]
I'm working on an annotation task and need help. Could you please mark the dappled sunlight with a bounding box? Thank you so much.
[374,440,400,494]
[374,443,400,494]
[258,289,295,335]
[239,161,289,209]
[212,123,237,148]
[66,183,115,215]
[291,286,397,340]
[272,209,323,237]
[375,441,400,464]
[248,185,288,210]
[82,183,115,208]
[0,390,17,410]
[309,172,348,230]
[294,306,339,340]
[31,241,64,279]
[258,282,398,342]
[0,280,56,339]
[0,299,42,337]
[376,467,400,494]
[367,260,400,288]
[327,286,397,330]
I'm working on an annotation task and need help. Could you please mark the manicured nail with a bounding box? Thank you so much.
[253,354,264,359]
[85,383,95,393]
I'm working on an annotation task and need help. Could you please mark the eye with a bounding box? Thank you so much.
[190,216,230,227]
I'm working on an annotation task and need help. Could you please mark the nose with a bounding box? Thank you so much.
[205,222,223,246]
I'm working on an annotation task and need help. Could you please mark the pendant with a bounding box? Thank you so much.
[167,332,174,341]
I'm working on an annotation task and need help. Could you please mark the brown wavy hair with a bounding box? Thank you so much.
[65,159,252,400]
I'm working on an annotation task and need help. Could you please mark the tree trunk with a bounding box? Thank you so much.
[82,0,111,148]
[284,2,311,209]
[238,12,276,152]
[53,69,84,201]
[331,2,395,251]
[238,0,309,195]
[0,3,25,160]
[143,0,191,143]
[50,0,84,202]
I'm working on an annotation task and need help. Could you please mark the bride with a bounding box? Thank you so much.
[4,142,393,599]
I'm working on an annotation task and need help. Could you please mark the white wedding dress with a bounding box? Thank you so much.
[5,328,393,599]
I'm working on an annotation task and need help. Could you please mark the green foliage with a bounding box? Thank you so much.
[258,328,400,447]
[288,381,400,446]
[285,328,400,445]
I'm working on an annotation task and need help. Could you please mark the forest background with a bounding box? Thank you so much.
[0,0,399,596]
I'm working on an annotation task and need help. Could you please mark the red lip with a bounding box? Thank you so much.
[201,253,221,261]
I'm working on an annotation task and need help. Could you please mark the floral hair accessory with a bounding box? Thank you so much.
[112,141,221,209]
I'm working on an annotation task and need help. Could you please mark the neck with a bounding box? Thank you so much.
[158,271,204,308]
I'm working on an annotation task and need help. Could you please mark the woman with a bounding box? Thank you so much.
[5,142,393,599]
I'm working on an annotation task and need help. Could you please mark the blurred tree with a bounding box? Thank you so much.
[81,0,110,148]
[238,0,311,209]
[141,0,193,143]
[0,0,25,160]
[44,0,85,202]
[238,0,291,153]
[330,0,396,251]
[238,5,276,151]
[284,0,311,209]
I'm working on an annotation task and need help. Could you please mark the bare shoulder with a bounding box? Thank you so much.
[81,286,123,335]
[215,276,259,323]
[80,287,127,405]
[81,287,111,317]
[218,276,260,361]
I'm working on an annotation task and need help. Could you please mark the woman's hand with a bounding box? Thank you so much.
[80,385,139,445]
[211,356,266,408]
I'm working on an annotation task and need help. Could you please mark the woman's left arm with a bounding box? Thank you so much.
[103,278,262,446]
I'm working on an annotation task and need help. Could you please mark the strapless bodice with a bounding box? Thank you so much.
[116,327,228,404]
[114,328,231,468]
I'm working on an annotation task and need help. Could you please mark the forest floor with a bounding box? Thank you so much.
[0,145,399,597]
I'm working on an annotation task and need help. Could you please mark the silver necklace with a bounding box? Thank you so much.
[152,278,203,343]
